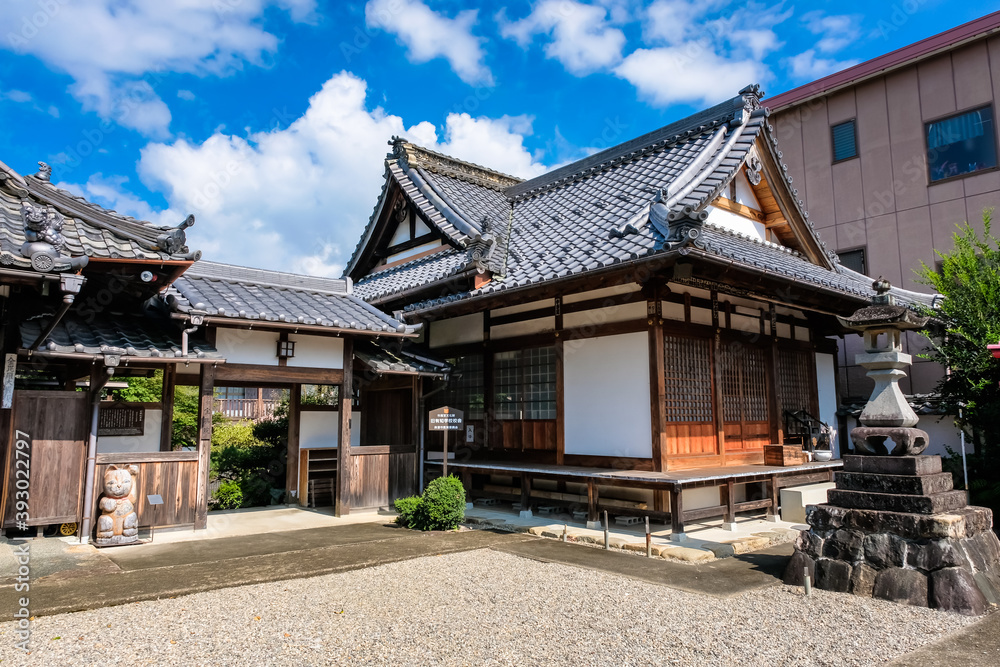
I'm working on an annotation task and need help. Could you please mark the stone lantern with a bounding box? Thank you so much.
[785,279,1000,615]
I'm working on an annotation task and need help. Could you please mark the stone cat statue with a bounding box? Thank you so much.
[96,464,139,546]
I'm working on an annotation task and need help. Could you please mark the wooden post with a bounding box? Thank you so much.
[286,383,301,505]
[722,478,736,530]
[442,429,449,478]
[335,338,354,517]
[768,474,780,521]
[669,484,685,541]
[712,331,726,461]
[159,364,176,452]
[767,343,782,444]
[648,299,666,472]
[587,478,598,524]
[194,363,216,530]
[555,337,565,465]
[519,473,531,515]
[411,375,420,494]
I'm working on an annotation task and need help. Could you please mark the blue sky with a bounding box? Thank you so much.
[0,0,995,276]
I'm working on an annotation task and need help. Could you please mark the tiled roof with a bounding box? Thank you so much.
[166,261,417,335]
[0,161,199,273]
[353,85,934,315]
[20,309,221,360]
[344,139,522,278]
[355,339,450,377]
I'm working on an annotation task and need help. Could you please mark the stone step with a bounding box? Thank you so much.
[835,471,954,495]
[808,503,993,541]
[842,454,942,476]
[827,488,968,515]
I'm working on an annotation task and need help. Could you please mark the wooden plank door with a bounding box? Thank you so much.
[662,335,717,458]
[4,390,89,527]
[719,342,770,451]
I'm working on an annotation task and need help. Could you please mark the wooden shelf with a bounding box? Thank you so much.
[299,448,338,507]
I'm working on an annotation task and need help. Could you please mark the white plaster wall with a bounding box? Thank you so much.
[491,298,554,317]
[563,301,646,329]
[429,313,483,348]
[386,240,440,265]
[679,486,720,511]
[562,283,639,304]
[734,171,762,210]
[215,329,279,365]
[794,326,811,342]
[97,409,162,454]
[287,334,343,369]
[662,300,685,322]
[491,317,555,339]
[707,207,766,240]
[299,409,361,449]
[730,313,760,334]
[564,332,652,458]
[690,306,713,326]
[815,353,840,457]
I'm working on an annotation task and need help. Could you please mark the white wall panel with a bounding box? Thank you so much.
[97,409,162,454]
[300,409,361,449]
[215,329,279,365]
[565,332,651,458]
[429,313,483,348]
[815,352,840,457]
[287,335,343,369]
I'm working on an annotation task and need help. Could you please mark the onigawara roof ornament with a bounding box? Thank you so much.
[19,201,87,272]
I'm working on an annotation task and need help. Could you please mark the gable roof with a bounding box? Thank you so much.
[344,140,520,280]
[354,85,880,311]
[0,160,199,273]
[166,260,418,336]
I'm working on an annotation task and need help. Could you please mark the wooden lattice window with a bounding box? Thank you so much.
[494,346,556,420]
[720,343,768,423]
[433,354,485,420]
[663,335,714,422]
[777,348,814,415]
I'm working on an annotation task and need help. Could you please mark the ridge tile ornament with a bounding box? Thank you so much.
[786,279,1000,615]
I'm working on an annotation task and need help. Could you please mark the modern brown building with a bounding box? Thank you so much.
[768,11,1000,407]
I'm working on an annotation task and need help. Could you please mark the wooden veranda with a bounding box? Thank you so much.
[432,459,841,538]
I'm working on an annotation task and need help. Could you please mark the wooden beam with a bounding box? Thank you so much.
[555,338,565,465]
[215,363,344,385]
[648,300,666,472]
[767,343,782,445]
[335,338,354,517]
[194,363,216,530]
[711,196,764,223]
[159,363,176,452]
[286,383,301,504]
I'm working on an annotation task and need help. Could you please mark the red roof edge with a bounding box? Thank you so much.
[767,11,1000,111]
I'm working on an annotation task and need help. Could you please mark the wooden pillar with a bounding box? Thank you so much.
[587,479,599,523]
[519,473,532,515]
[712,330,726,460]
[335,338,354,517]
[767,343,782,445]
[768,474,780,521]
[647,299,666,471]
[286,383,301,505]
[669,484,685,540]
[722,478,736,529]
[555,337,565,465]
[411,375,420,494]
[483,349,495,450]
[159,364,176,452]
[194,363,216,530]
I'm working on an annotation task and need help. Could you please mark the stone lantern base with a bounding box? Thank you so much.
[785,454,1000,615]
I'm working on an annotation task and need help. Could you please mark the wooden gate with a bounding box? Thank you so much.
[354,386,417,508]
[3,391,89,528]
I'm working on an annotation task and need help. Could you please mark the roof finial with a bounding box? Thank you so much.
[739,84,764,113]
[35,161,51,182]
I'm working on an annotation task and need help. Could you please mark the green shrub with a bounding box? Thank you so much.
[215,480,243,509]
[395,476,466,531]
[253,417,289,447]
[394,496,422,527]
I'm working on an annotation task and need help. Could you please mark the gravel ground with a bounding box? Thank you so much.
[0,549,976,666]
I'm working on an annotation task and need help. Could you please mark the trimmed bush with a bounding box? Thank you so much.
[394,476,466,531]
[215,480,243,510]
[394,496,422,528]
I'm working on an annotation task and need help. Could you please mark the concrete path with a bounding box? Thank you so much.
[887,611,1000,666]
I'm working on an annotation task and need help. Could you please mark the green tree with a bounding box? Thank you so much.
[918,208,1000,507]
[114,370,162,402]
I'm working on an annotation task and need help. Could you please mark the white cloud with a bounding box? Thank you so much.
[365,0,493,86]
[498,0,626,74]
[131,71,547,277]
[615,46,766,107]
[786,49,858,81]
[802,11,860,54]
[57,174,161,223]
[177,89,196,101]
[3,89,32,103]
[0,0,316,137]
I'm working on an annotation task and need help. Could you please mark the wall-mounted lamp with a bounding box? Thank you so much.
[277,339,295,359]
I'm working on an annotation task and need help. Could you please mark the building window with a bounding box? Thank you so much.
[831,120,857,162]
[494,346,556,420]
[663,335,713,423]
[926,106,998,182]
[434,354,485,420]
[837,248,867,275]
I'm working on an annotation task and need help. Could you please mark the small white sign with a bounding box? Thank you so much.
[466,424,475,443]
[147,494,164,506]
[2,354,16,409]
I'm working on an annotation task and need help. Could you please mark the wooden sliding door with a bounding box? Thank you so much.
[719,341,770,451]
[662,335,716,458]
